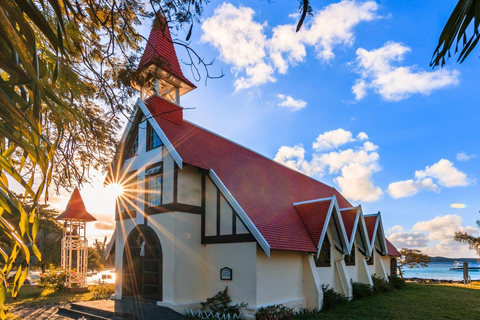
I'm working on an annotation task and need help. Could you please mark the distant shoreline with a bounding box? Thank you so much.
[405,277,480,284]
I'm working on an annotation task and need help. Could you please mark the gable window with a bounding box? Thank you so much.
[146,164,162,207]
[367,254,374,265]
[345,244,355,266]
[315,235,331,267]
[124,177,137,213]
[147,122,162,151]
[127,133,139,159]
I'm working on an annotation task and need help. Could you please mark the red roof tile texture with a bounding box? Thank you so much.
[341,208,358,242]
[139,16,195,89]
[295,200,332,246]
[386,238,401,257]
[56,187,96,222]
[145,95,183,125]
[153,113,353,252]
[364,215,377,243]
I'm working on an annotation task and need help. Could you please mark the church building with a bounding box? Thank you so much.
[105,16,400,318]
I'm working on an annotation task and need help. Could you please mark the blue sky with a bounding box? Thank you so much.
[51,0,480,258]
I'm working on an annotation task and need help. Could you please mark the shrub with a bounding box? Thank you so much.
[321,284,347,311]
[388,275,406,289]
[255,304,295,320]
[200,286,247,316]
[351,281,373,300]
[90,284,115,300]
[371,274,392,293]
[38,270,66,291]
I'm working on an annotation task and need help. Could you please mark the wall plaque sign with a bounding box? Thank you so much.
[220,267,232,280]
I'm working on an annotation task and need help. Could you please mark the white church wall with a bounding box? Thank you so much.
[205,178,217,236]
[345,242,360,282]
[256,250,305,308]
[177,165,202,206]
[113,218,136,299]
[162,148,174,205]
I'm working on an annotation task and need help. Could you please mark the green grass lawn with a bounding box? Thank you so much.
[297,283,480,320]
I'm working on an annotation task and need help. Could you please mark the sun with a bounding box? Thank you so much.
[106,183,124,198]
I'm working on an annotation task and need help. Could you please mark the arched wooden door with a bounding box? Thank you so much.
[122,225,162,302]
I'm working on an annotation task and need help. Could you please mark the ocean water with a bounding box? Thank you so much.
[402,262,480,281]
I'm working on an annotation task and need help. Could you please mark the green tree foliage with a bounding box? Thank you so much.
[88,247,102,271]
[398,248,431,279]
[454,219,480,256]
[432,0,480,67]
[92,236,114,268]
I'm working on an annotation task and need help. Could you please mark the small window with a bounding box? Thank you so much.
[367,255,374,265]
[128,134,139,158]
[124,178,136,213]
[315,235,331,267]
[345,244,355,266]
[147,122,162,151]
[146,165,162,207]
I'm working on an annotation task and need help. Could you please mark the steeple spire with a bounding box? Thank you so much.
[137,15,196,103]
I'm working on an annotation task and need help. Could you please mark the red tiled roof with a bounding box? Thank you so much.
[364,215,377,243]
[56,188,96,222]
[153,114,353,252]
[386,238,401,257]
[139,16,196,89]
[295,200,332,246]
[145,95,183,125]
[341,208,358,242]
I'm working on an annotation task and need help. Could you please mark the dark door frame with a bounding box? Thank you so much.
[122,224,163,302]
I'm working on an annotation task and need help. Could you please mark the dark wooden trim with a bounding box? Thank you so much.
[145,203,203,215]
[201,172,206,244]
[173,163,178,205]
[216,189,221,236]
[232,209,236,235]
[203,233,255,244]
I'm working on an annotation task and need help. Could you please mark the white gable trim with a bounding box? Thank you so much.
[137,98,183,169]
[293,196,334,206]
[364,212,387,256]
[209,169,271,257]
[331,199,350,255]
[340,206,360,254]
[315,198,335,258]
[357,208,373,257]
[313,195,349,258]
[104,228,117,261]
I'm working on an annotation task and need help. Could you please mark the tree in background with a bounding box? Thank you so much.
[454,219,480,256]
[19,195,62,272]
[432,0,480,67]
[88,247,102,271]
[398,248,431,279]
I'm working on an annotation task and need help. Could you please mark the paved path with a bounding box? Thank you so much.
[10,303,73,320]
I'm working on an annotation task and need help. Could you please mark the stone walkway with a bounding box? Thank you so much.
[10,300,188,320]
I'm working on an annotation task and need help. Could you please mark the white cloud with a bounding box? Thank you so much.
[277,94,307,111]
[353,42,460,101]
[456,152,475,162]
[388,159,471,199]
[387,178,438,199]
[312,128,355,151]
[274,129,382,202]
[388,232,429,248]
[201,3,275,90]
[202,1,379,90]
[389,215,479,257]
[386,225,404,235]
[357,132,368,140]
[415,159,471,187]
[413,214,476,241]
[334,162,382,201]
